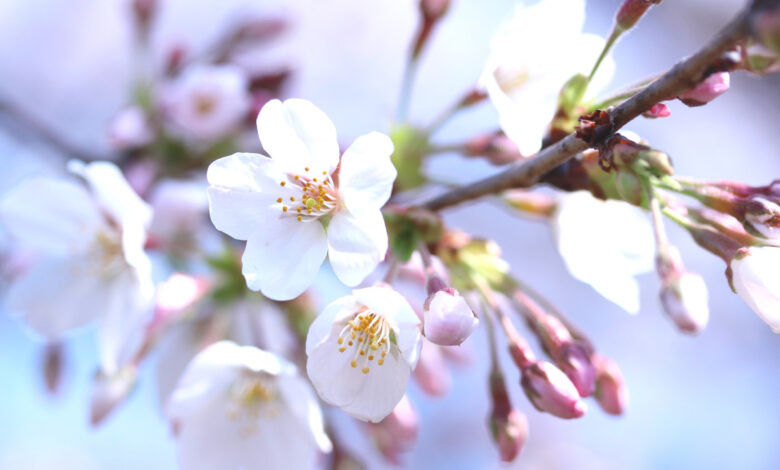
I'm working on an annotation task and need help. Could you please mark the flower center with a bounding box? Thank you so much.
[227,373,278,434]
[276,167,339,222]
[336,308,390,375]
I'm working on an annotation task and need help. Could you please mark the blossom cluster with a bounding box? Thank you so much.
[0,0,779,468]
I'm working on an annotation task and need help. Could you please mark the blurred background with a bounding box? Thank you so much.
[1,0,779,468]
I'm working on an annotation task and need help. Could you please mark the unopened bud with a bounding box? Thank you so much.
[520,361,587,419]
[593,355,628,415]
[660,272,710,334]
[132,0,156,31]
[642,103,671,119]
[42,343,65,395]
[90,365,138,426]
[637,149,674,176]
[412,340,451,396]
[465,132,523,165]
[744,196,780,239]
[555,342,596,397]
[489,372,528,461]
[370,395,419,465]
[677,72,730,106]
[420,0,451,21]
[423,286,479,346]
[616,0,662,31]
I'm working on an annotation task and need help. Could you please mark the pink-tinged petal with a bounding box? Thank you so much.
[0,176,102,256]
[305,295,360,355]
[256,99,339,174]
[338,132,396,213]
[67,160,152,229]
[207,152,291,241]
[96,272,154,375]
[5,256,106,337]
[327,210,388,287]
[242,217,328,300]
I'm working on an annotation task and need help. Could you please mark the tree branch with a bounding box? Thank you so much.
[420,3,754,212]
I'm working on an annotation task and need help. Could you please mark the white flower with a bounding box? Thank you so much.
[163,64,250,141]
[552,191,655,314]
[480,0,615,156]
[730,246,780,332]
[422,288,478,346]
[207,98,396,300]
[305,285,422,422]
[167,341,331,470]
[0,160,154,374]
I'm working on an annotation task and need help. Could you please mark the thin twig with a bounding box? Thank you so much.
[419,5,752,212]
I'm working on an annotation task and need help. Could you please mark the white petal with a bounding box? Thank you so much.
[5,256,105,337]
[256,99,340,174]
[731,247,780,332]
[339,347,411,423]
[242,217,328,300]
[276,374,333,453]
[305,294,360,355]
[0,176,102,256]
[338,132,396,213]
[67,160,152,229]
[307,338,365,408]
[552,191,654,313]
[206,152,290,241]
[96,272,153,374]
[327,210,388,287]
[352,286,422,368]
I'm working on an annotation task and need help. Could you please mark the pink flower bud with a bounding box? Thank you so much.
[616,0,662,31]
[42,343,65,395]
[520,361,587,419]
[369,395,419,465]
[490,409,528,462]
[660,272,710,334]
[593,355,629,416]
[677,72,730,106]
[423,288,479,346]
[555,342,596,397]
[90,365,138,426]
[642,103,671,119]
[744,197,780,239]
[420,0,451,21]
[488,371,528,462]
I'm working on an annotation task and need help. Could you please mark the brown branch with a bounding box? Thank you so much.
[420,3,754,212]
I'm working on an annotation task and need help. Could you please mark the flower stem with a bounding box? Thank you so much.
[587,26,623,85]
[396,56,420,124]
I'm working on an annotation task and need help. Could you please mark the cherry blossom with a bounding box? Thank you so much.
[167,341,331,470]
[481,0,615,156]
[207,98,396,300]
[0,160,154,374]
[730,246,780,332]
[305,285,421,422]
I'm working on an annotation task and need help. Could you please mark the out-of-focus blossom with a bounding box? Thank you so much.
[90,364,139,426]
[552,191,655,314]
[730,246,780,332]
[207,99,396,300]
[154,273,210,322]
[520,360,587,419]
[42,343,65,395]
[412,339,452,396]
[0,160,154,374]
[593,354,628,415]
[398,251,450,285]
[167,341,331,470]
[480,0,614,156]
[677,72,730,106]
[162,64,251,141]
[148,179,212,256]
[306,285,421,422]
[107,106,154,151]
[422,287,478,346]
[488,371,528,461]
[368,394,419,464]
[660,272,710,334]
